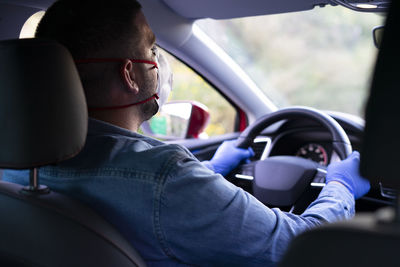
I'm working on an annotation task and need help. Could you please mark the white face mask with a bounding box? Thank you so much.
[154,52,173,112]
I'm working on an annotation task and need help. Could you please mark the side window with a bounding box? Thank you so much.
[20,11,45,38]
[160,49,237,137]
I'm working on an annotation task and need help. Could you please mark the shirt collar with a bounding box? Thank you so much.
[87,117,164,146]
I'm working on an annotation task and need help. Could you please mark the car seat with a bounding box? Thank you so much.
[279,1,400,266]
[0,38,146,267]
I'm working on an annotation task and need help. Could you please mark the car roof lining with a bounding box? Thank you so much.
[2,0,334,19]
[161,0,333,19]
[0,0,54,9]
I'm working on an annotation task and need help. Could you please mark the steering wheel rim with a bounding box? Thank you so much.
[236,106,352,159]
[234,106,352,208]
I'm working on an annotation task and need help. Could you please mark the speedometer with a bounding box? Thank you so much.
[296,143,328,166]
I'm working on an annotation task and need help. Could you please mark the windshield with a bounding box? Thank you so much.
[196,6,384,117]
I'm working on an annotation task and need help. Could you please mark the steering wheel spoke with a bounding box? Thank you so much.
[233,162,256,181]
[230,162,257,194]
[310,166,327,188]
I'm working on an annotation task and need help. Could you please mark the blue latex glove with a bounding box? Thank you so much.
[326,151,370,199]
[208,140,255,176]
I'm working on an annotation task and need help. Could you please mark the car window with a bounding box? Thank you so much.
[196,6,384,117]
[20,11,45,38]
[159,48,237,137]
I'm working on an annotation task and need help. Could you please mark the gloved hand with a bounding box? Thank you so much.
[326,151,370,199]
[208,140,255,176]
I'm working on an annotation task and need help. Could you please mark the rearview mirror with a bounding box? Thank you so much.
[373,26,384,49]
[141,101,210,140]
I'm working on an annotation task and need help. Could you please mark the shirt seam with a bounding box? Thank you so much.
[39,167,159,183]
[152,151,187,262]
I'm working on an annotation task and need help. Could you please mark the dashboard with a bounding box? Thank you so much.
[242,113,394,212]
[249,112,363,166]
[267,130,345,165]
[186,111,394,212]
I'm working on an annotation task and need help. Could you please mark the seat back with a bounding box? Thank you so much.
[0,181,146,267]
[0,38,145,267]
[279,208,400,267]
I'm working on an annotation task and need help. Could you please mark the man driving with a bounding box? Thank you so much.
[3,0,371,266]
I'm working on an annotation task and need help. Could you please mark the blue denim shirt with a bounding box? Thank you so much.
[3,118,355,266]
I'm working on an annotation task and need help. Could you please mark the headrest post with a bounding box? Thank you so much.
[395,194,400,223]
[30,168,38,189]
[22,168,50,194]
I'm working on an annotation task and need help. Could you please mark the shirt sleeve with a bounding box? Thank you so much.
[201,160,214,172]
[157,146,355,266]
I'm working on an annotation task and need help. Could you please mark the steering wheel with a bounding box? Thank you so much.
[235,106,352,208]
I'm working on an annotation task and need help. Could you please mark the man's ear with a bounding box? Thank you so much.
[121,59,139,94]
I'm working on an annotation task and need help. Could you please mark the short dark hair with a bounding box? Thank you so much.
[35,0,143,105]
[36,0,142,58]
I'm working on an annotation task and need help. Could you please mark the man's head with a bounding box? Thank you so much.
[36,0,159,128]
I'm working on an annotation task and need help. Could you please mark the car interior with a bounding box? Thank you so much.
[0,0,398,266]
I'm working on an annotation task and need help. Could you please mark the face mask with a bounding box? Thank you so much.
[75,52,172,112]
[155,52,173,112]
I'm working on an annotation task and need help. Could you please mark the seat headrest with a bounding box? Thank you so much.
[0,38,87,169]
[360,1,400,188]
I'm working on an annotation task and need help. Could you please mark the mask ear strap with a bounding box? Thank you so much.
[75,58,158,69]
[88,94,159,111]
[74,58,160,111]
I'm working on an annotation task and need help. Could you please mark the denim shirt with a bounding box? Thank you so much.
[3,118,355,266]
